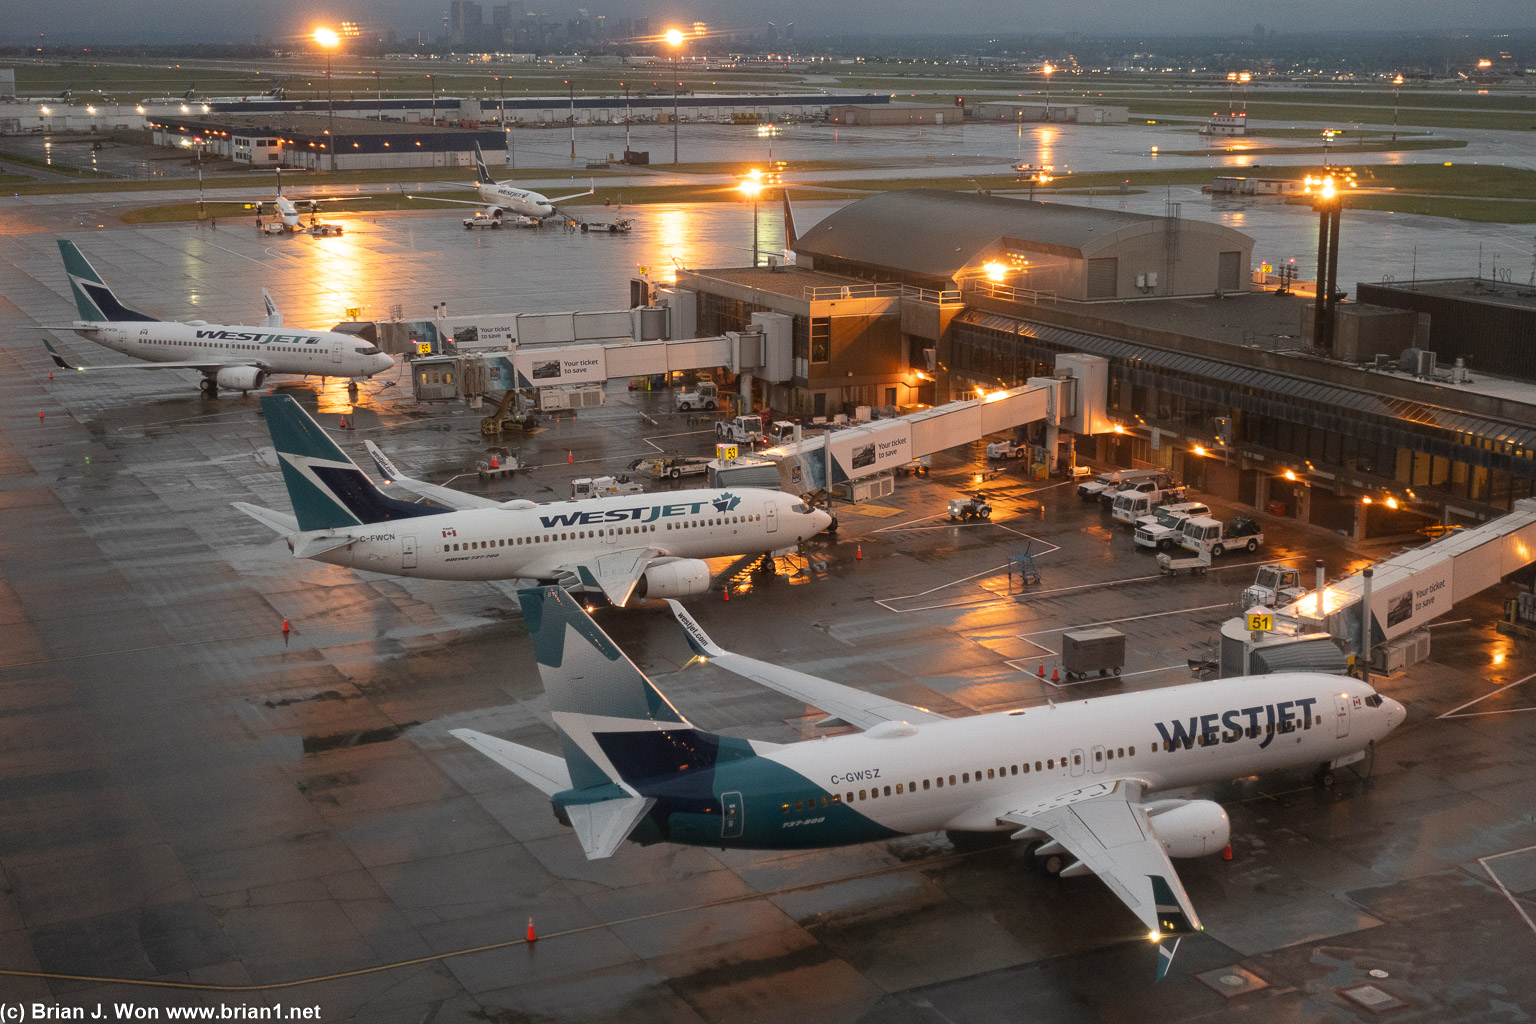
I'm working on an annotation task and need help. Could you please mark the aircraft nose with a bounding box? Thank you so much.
[813,509,833,535]
[1385,696,1407,731]
[373,353,395,374]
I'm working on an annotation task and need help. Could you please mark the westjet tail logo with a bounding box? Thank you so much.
[1155,697,1319,751]
[712,492,741,513]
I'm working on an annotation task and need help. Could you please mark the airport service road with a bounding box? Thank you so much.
[2,204,1536,1022]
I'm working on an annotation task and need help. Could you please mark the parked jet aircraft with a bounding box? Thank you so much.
[407,143,593,223]
[233,396,830,605]
[40,242,394,396]
[454,588,1406,975]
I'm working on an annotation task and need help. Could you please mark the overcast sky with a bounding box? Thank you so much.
[6,0,1534,46]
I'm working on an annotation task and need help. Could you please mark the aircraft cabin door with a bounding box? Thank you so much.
[401,536,417,570]
[331,341,343,364]
[1090,745,1107,774]
[721,791,744,839]
[1335,695,1351,738]
[1070,748,1086,777]
[765,501,778,534]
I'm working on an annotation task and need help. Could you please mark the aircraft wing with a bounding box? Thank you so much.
[231,502,299,537]
[406,194,493,208]
[363,440,499,511]
[570,548,663,607]
[547,184,596,205]
[43,338,258,374]
[665,600,949,729]
[998,778,1203,954]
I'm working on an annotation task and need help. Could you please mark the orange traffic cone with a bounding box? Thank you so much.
[282,620,290,634]
[48,371,53,380]
[526,916,537,942]
[490,456,499,469]
[1223,844,1233,861]
[567,450,574,464]
[1037,663,1045,678]
[1051,665,1060,683]
[722,586,730,602]
[38,410,44,421]
[856,544,863,560]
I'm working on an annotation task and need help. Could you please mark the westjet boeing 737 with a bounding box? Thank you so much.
[454,588,1406,975]
[407,143,593,223]
[234,396,830,605]
[40,241,395,396]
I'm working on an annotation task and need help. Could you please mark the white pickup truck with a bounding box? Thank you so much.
[1110,482,1189,526]
[716,414,766,444]
[1179,514,1265,558]
[1133,502,1211,550]
[571,475,645,499]
[634,455,711,480]
[1078,468,1165,503]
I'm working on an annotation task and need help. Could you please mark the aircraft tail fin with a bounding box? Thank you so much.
[518,587,716,792]
[57,241,159,323]
[259,395,443,531]
[473,142,495,184]
[782,188,798,250]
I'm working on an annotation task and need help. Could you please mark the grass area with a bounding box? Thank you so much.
[1289,193,1536,223]
[1351,163,1536,198]
[0,151,121,180]
[1109,98,1536,132]
[0,172,35,184]
[1161,138,1467,157]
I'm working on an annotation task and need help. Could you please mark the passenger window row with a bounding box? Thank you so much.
[441,515,764,551]
[783,753,1140,811]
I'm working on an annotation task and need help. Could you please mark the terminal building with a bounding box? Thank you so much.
[673,189,1536,533]
[144,113,505,170]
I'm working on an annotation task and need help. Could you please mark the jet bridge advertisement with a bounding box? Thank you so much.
[513,346,607,387]
[1369,557,1453,644]
[829,423,913,480]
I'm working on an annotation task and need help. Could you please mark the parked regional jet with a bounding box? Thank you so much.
[233,395,830,605]
[407,143,593,223]
[40,241,395,396]
[454,588,1406,975]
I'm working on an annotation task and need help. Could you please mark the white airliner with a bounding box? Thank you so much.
[454,588,1406,976]
[407,143,593,223]
[232,395,831,605]
[204,171,385,235]
[41,241,395,396]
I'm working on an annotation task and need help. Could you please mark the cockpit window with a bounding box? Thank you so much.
[355,345,381,355]
[1364,693,1384,708]
[791,503,813,514]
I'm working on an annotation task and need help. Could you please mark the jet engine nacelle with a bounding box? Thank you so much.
[1146,799,1230,858]
[215,366,266,393]
[632,558,711,601]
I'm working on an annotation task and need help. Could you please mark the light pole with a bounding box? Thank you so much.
[1306,175,1344,354]
[739,171,763,266]
[665,28,684,163]
[566,79,575,160]
[1042,62,1054,122]
[1391,73,1404,142]
[428,74,436,123]
[622,82,631,160]
[313,28,339,172]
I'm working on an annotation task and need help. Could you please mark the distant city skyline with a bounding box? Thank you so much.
[2,0,1533,47]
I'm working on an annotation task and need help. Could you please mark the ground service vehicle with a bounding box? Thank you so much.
[947,495,993,520]
[634,455,711,480]
[1111,482,1189,526]
[716,415,766,444]
[1134,502,1211,550]
[1077,468,1164,502]
[571,475,646,499]
[986,439,1029,459]
[675,381,718,411]
[1099,474,1175,510]
[1180,514,1265,558]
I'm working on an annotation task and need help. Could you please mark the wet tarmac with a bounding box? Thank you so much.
[2,202,1536,1023]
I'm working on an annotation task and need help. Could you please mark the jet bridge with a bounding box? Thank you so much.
[1220,498,1536,676]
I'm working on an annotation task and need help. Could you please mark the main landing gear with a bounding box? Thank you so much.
[199,377,218,398]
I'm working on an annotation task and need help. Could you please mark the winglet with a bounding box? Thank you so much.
[363,439,401,484]
[1155,938,1181,982]
[665,599,726,658]
[782,188,798,250]
[41,337,77,370]
[260,288,282,328]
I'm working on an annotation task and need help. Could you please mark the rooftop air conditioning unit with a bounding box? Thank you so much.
[1373,353,1392,371]
[1415,350,1437,377]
